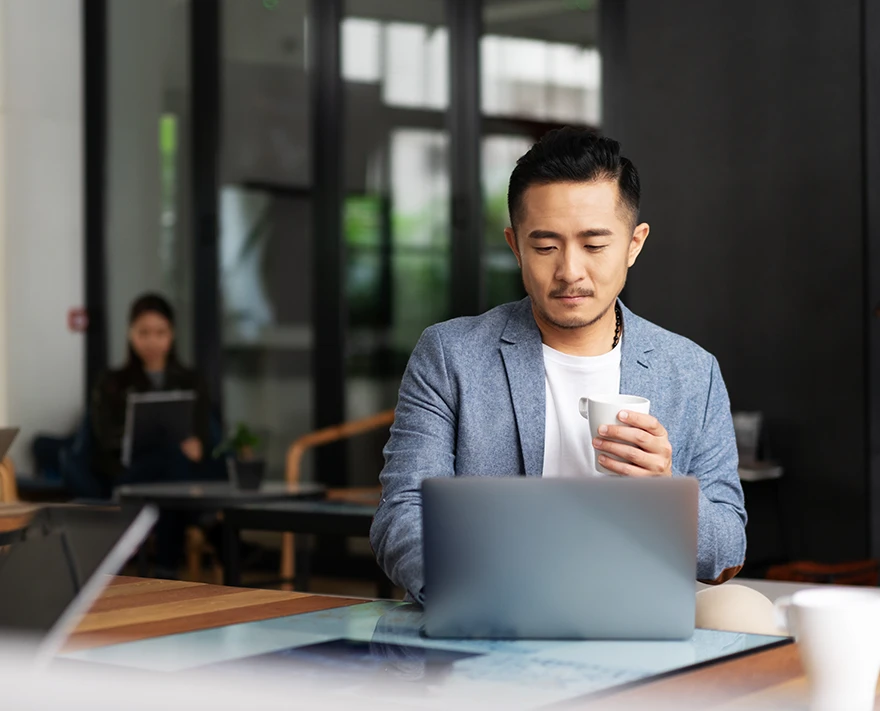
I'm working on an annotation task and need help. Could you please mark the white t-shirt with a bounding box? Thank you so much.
[542,342,622,477]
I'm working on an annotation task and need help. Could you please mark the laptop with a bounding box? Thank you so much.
[422,476,699,640]
[0,504,158,664]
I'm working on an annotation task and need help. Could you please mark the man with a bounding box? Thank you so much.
[371,128,746,604]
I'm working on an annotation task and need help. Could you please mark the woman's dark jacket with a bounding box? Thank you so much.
[91,362,211,481]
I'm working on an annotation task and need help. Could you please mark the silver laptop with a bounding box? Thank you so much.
[422,477,698,640]
[0,504,158,665]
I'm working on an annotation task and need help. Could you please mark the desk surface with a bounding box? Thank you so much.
[65,577,361,652]
[64,577,813,710]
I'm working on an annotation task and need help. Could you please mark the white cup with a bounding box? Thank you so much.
[775,588,880,711]
[577,394,651,475]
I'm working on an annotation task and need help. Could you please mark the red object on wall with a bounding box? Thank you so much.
[68,308,89,333]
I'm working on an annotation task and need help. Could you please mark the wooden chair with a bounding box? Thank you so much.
[280,409,394,587]
[0,457,18,503]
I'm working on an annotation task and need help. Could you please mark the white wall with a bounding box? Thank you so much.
[0,0,84,471]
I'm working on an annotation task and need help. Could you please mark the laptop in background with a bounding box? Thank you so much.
[422,476,698,640]
[0,504,158,665]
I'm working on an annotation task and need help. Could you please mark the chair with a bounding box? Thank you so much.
[280,409,394,587]
[0,458,38,552]
[0,457,19,503]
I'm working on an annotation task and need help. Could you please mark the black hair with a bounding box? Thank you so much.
[123,292,180,374]
[507,127,641,230]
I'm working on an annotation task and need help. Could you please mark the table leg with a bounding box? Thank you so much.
[223,521,242,587]
[295,534,311,592]
[137,542,149,577]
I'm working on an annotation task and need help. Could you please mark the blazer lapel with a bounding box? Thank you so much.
[500,299,546,478]
[618,301,656,400]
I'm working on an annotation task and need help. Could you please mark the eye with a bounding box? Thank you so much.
[534,246,555,254]
[585,245,608,252]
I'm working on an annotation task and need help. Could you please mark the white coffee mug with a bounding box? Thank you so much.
[577,394,651,475]
[775,588,880,711]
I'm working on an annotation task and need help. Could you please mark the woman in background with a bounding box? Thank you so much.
[92,293,212,577]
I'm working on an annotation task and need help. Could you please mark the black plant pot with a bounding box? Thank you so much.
[233,458,266,490]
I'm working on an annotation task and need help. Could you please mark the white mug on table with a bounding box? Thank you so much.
[577,394,651,475]
[775,588,880,711]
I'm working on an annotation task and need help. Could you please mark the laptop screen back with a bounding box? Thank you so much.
[422,477,699,640]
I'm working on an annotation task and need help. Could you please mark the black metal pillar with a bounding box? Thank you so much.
[863,0,880,556]
[310,0,347,486]
[446,0,485,317]
[84,0,109,398]
[190,0,224,419]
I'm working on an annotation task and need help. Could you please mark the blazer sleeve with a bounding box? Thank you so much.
[370,326,458,603]
[678,355,748,584]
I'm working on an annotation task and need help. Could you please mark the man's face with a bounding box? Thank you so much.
[504,180,649,332]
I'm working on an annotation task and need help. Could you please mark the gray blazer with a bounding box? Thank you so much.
[370,298,747,602]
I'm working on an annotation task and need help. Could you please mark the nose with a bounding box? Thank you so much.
[554,245,587,284]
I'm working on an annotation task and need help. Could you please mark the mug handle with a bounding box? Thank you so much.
[578,398,590,420]
[774,596,794,636]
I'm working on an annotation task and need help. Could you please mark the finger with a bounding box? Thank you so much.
[596,454,660,478]
[597,425,657,452]
[593,438,655,468]
[616,410,667,436]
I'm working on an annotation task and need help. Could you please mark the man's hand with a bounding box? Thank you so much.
[592,410,673,477]
[180,437,203,463]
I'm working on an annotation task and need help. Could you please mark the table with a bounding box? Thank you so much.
[63,577,821,710]
[116,481,326,577]
[64,576,360,653]
[221,497,388,594]
[116,481,326,510]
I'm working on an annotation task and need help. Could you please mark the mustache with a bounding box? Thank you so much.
[549,289,594,298]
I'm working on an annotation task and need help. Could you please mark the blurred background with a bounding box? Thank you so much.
[0,0,878,586]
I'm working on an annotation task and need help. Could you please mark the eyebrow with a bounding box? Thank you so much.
[527,228,614,240]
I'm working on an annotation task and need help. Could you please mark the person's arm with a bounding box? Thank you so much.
[370,326,458,603]
[680,356,747,584]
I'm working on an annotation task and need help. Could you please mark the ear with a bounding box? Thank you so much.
[627,222,650,267]
[504,227,521,267]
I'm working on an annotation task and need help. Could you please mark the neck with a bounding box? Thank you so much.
[143,359,166,373]
[534,301,619,357]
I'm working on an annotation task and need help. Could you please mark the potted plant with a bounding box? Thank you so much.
[214,423,265,490]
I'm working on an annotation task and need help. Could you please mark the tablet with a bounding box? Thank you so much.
[121,390,196,467]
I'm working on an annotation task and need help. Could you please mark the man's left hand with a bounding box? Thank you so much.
[592,410,673,477]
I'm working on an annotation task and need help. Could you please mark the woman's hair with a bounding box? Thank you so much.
[124,292,180,374]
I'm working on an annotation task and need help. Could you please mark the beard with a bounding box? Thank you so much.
[527,272,627,332]
[534,296,614,330]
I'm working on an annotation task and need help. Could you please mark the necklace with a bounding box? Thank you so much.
[612,304,622,349]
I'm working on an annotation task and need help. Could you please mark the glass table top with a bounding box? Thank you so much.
[64,601,789,709]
